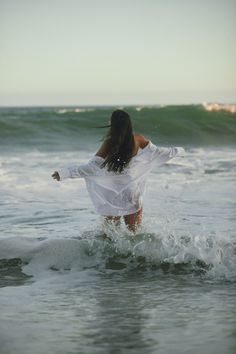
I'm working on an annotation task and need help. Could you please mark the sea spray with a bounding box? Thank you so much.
[0,222,235,282]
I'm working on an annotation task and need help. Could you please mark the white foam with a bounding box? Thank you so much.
[0,221,235,282]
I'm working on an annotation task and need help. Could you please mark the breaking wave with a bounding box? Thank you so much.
[0,226,235,283]
[0,105,236,151]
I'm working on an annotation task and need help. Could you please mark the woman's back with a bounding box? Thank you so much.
[96,133,149,159]
[81,139,154,216]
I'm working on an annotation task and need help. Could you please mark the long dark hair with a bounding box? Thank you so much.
[101,109,134,173]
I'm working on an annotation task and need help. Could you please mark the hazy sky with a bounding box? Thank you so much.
[0,0,235,106]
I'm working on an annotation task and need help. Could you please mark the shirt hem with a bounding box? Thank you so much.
[96,206,143,217]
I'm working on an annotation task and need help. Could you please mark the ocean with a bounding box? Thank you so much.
[0,105,236,354]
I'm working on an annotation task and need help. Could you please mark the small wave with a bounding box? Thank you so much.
[57,108,95,114]
[0,228,235,282]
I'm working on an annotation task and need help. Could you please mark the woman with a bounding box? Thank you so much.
[52,109,184,232]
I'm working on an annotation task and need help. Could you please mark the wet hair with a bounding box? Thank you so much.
[101,109,134,173]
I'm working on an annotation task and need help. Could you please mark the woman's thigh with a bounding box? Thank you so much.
[123,208,143,232]
[104,208,143,233]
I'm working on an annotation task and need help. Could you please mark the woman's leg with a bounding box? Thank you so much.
[123,208,143,233]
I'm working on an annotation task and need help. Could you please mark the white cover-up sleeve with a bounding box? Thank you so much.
[148,142,185,165]
[57,157,100,181]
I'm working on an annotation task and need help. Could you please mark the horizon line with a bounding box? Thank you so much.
[1,101,235,108]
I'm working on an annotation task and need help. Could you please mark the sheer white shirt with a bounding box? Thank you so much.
[57,141,185,216]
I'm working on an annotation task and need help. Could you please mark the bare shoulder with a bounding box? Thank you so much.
[95,139,109,158]
[134,134,149,149]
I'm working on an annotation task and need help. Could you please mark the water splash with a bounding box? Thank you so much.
[0,223,235,283]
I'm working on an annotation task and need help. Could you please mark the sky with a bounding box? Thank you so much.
[0,0,235,106]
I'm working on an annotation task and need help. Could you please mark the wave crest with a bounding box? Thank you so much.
[0,228,235,282]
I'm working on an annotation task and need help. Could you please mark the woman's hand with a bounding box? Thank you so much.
[51,171,60,181]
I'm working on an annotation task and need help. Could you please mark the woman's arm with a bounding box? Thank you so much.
[52,141,108,182]
[51,158,103,182]
[150,144,185,165]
